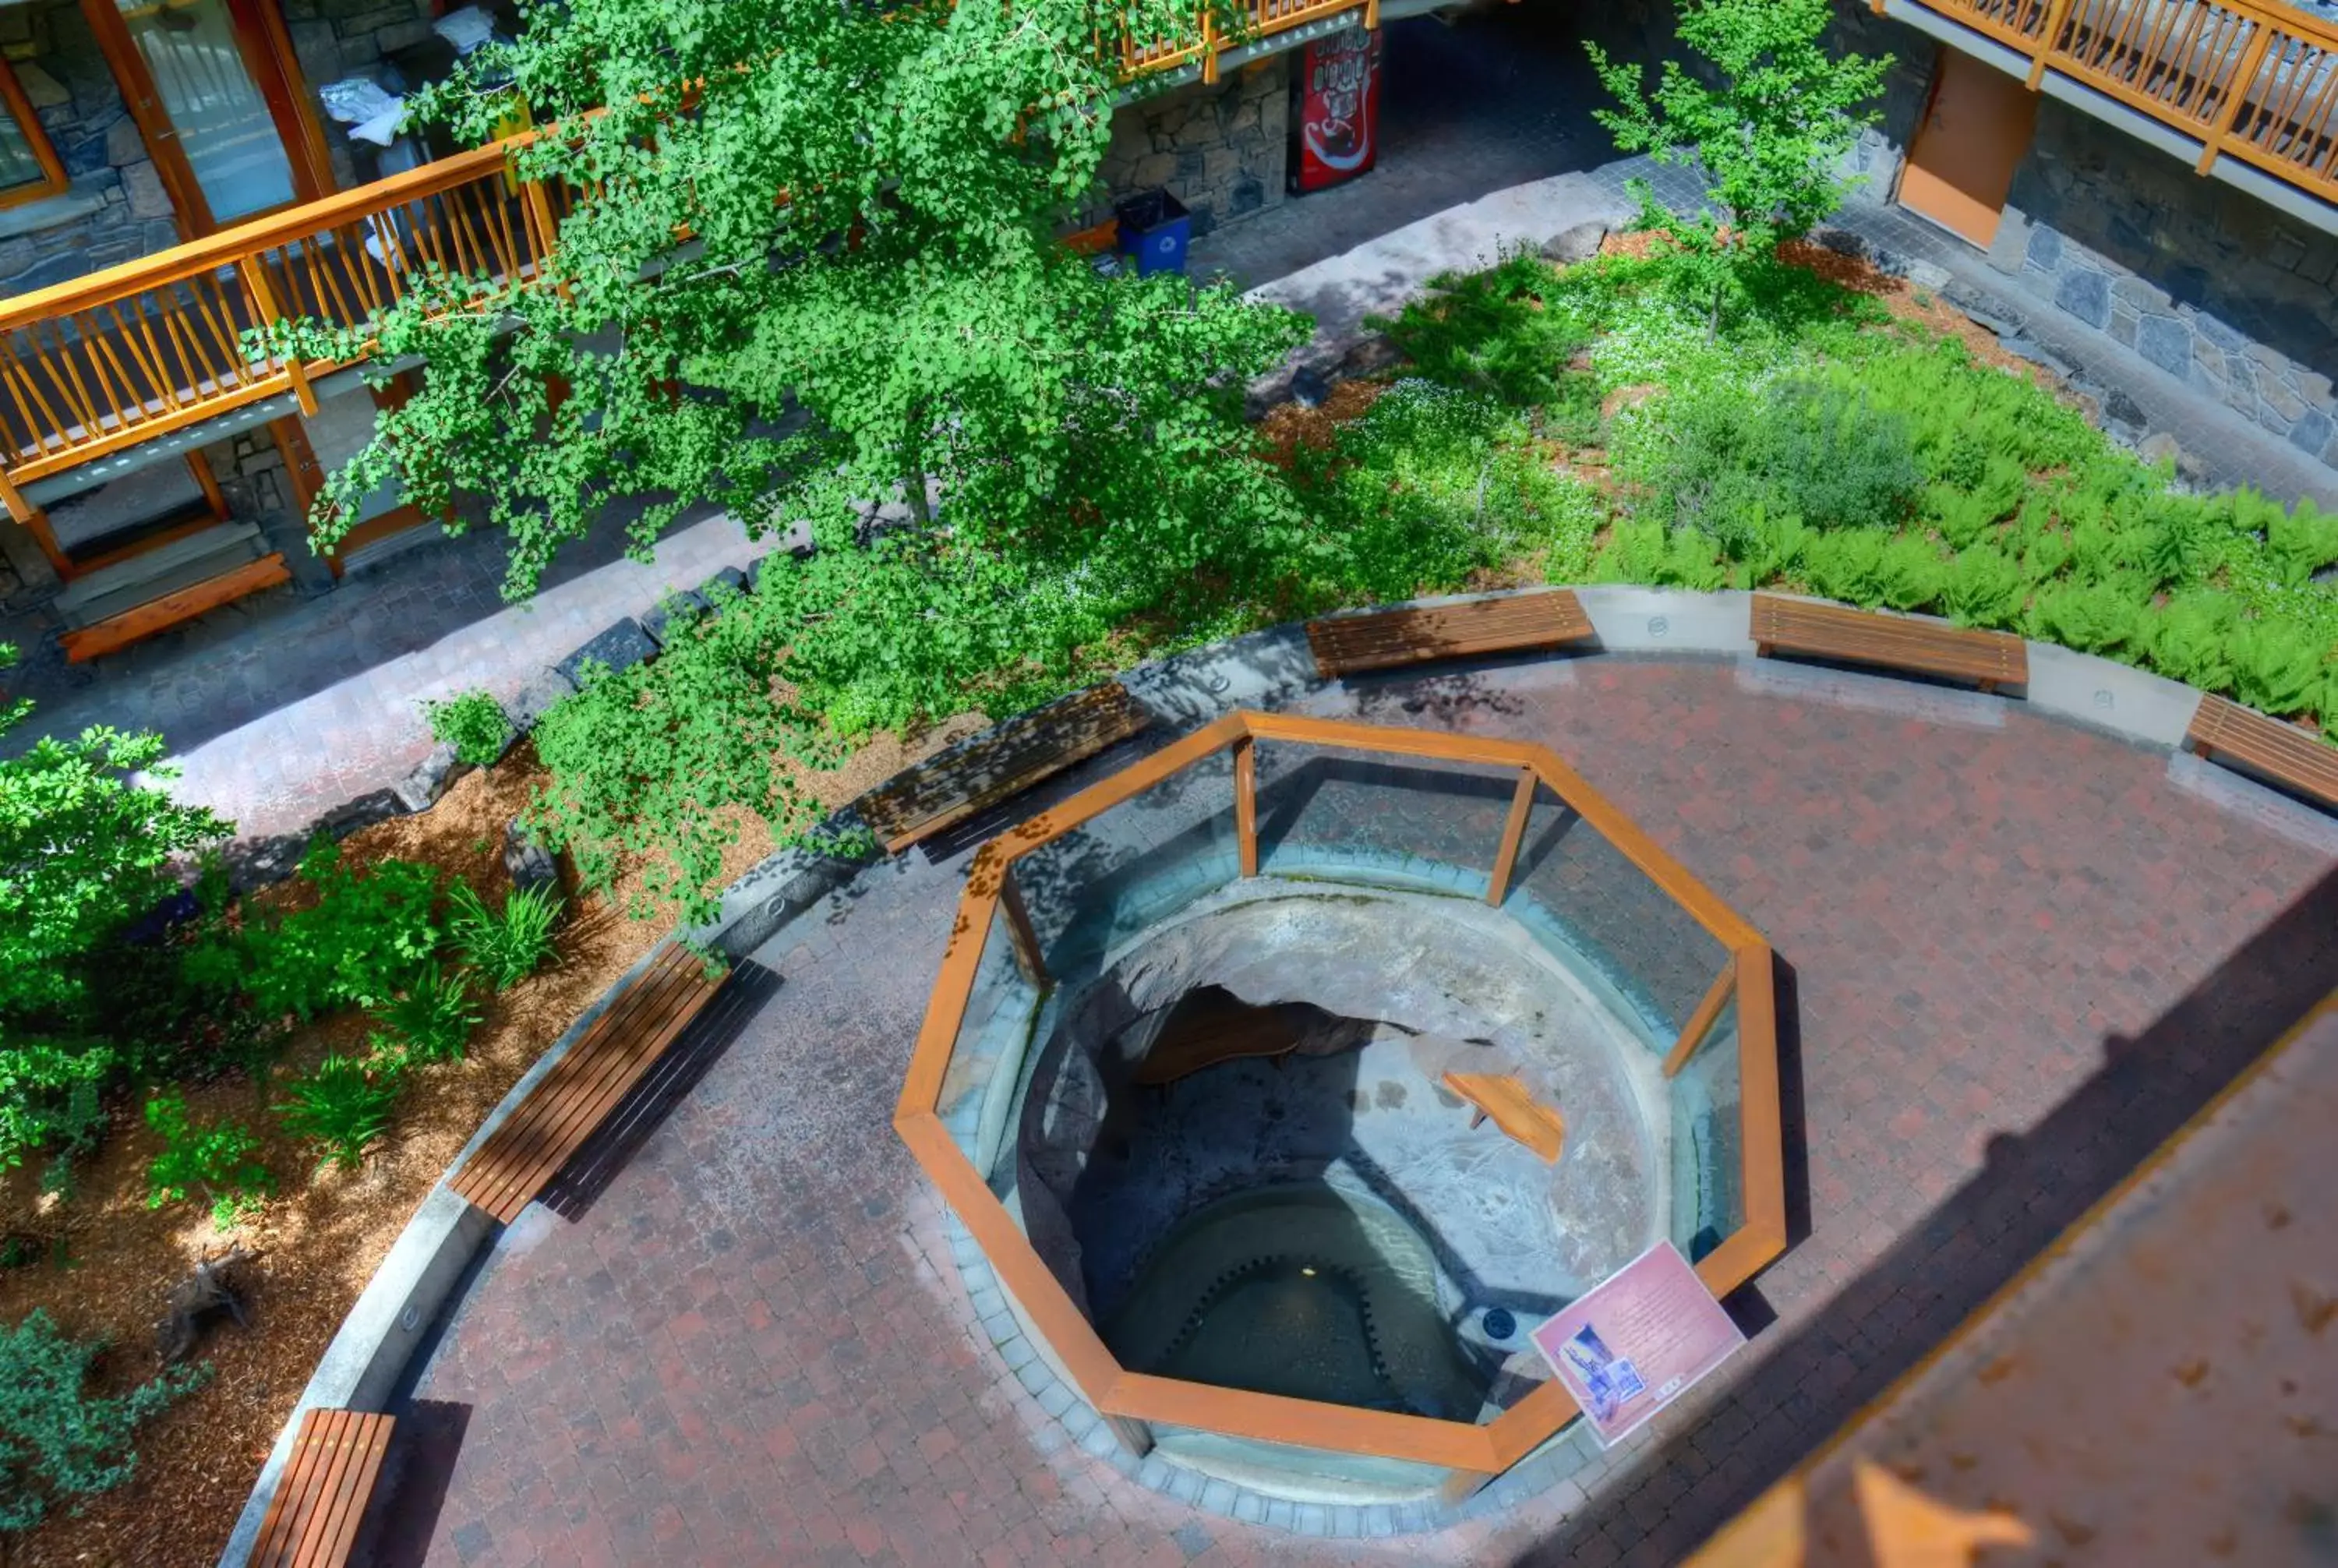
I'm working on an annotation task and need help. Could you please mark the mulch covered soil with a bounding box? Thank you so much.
[0,713,987,1568]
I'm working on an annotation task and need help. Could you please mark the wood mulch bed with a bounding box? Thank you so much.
[0,715,984,1567]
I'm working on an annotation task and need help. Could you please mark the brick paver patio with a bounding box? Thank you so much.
[388,655,2338,1567]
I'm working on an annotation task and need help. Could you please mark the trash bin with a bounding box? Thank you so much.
[1115,189,1192,277]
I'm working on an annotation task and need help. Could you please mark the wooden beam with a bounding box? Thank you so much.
[2196,23,2276,174]
[1662,955,1740,1079]
[1233,735,1259,877]
[2027,0,2078,90]
[1485,765,1536,908]
[999,865,1047,984]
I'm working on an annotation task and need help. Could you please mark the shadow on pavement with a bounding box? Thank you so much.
[1503,863,2338,1566]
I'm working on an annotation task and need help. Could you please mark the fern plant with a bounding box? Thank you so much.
[1801,528,1891,606]
[2146,591,2240,693]
[367,966,482,1065]
[1878,535,1945,613]
[2027,579,2141,655]
[2230,617,2330,716]
[274,1053,403,1173]
[2264,494,2338,588]
[448,882,564,992]
[1942,544,2026,629]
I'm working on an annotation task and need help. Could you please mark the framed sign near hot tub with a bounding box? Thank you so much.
[1290,26,1383,194]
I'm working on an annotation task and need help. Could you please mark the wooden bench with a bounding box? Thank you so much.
[856,681,1153,853]
[1306,590,1595,679]
[450,944,726,1223]
[248,1407,394,1568]
[1132,987,1303,1086]
[1443,1072,1566,1163]
[59,553,291,664]
[1750,593,2025,693]
[2187,694,2338,811]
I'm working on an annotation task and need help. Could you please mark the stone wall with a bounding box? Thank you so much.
[0,0,433,298]
[1831,5,2338,471]
[1095,54,1289,239]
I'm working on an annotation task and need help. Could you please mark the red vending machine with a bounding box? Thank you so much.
[1290,26,1384,194]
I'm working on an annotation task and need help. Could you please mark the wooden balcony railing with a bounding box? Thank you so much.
[0,0,1362,519]
[1890,0,2338,197]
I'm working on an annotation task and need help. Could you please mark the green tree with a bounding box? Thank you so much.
[0,646,230,1174]
[277,0,1309,606]
[1588,0,1888,332]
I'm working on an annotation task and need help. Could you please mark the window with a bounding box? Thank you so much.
[0,58,69,208]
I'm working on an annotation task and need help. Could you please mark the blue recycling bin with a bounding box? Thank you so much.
[1115,189,1192,277]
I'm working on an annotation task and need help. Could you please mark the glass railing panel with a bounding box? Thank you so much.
[1251,740,1518,896]
[1501,782,1732,1054]
[1665,991,1744,1264]
[1009,744,1243,982]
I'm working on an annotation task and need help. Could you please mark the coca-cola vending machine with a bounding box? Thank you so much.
[1289,26,1383,194]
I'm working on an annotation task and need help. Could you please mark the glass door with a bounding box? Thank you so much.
[83,0,332,231]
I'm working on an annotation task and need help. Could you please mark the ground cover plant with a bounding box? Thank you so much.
[1373,241,2338,740]
[0,1309,206,1532]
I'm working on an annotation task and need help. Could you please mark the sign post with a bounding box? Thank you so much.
[1530,1241,1746,1446]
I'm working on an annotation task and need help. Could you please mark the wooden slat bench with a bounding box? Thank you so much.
[1306,590,1595,679]
[59,553,291,664]
[450,944,726,1223]
[2187,694,2338,811]
[248,1407,394,1568]
[857,681,1153,853]
[1750,593,2026,693]
[1443,1072,1566,1164]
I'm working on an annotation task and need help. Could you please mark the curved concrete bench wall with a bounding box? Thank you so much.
[217,582,2330,1563]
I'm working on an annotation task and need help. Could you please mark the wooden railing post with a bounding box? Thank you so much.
[237,256,316,416]
[1662,955,1739,1079]
[2197,21,2276,173]
[1233,734,1259,877]
[2027,0,2080,89]
[999,864,1047,985]
[1485,765,1536,909]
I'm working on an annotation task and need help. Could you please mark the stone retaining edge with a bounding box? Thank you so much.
[215,583,2311,1562]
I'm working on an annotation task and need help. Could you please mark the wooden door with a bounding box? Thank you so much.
[80,0,333,235]
[1896,46,2038,249]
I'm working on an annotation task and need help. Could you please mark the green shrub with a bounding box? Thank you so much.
[2230,617,2329,716]
[142,1094,271,1229]
[1941,543,2026,629]
[2146,591,2240,693]
[0,1044,111,1187]
[1878,535,1945,613]
[2022,528,2073,582]
[2027,579,2141,655]
[366,967,482,1065]
[234,841,443,1020]
[1370,249,1595,408]
[448,881,563,993]
[1637,376,1923,536]
[422,689,514,769]
[274,1052,403,1173]
[0,1308,207,1531]
[1656,526,1729,590]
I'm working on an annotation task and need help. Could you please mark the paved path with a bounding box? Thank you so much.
[1770,993,2338,1567]
[391,655,2338,1567]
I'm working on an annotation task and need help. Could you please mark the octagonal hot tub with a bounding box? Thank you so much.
[895,712,1782,1504]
